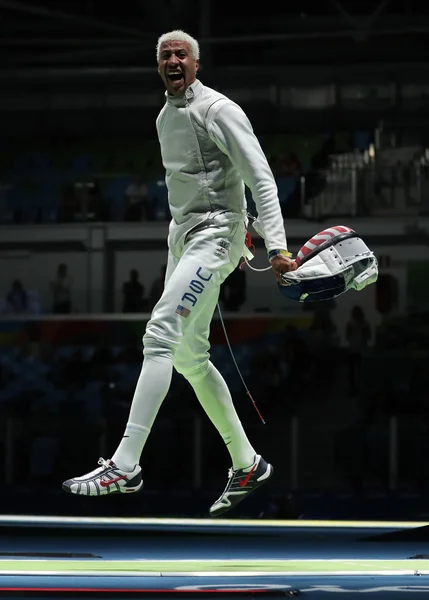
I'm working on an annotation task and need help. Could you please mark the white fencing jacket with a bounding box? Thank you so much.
[156,79,287,254]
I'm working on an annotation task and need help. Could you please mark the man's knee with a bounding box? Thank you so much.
[174,359,211,384]
[143,328,177,361]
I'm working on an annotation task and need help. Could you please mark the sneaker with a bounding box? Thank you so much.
[62,458,143,496]
[209,454,273,517]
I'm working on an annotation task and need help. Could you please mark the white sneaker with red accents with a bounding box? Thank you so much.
[62,458,142,496]
[209,454,273,517]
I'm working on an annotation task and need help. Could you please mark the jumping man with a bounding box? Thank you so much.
[63,30,297,516]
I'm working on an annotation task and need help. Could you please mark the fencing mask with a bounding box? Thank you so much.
[278,225,378,303]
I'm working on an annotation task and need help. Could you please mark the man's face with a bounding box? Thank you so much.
[158,40,199,97]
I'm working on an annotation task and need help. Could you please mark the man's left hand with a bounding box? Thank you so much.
[270,254,298,282]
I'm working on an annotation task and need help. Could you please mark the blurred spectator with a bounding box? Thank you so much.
[345,305,371,395]
[124,176,150,221]
[308,308,339,384]
[220,265,246,312]
[66,181,109,222]
[86,180,109,221]
[282,159,327,218]
[50,263,72,314]
[149,264,167,310]
[122,269,146,313]
[5,279,28,313]
[278,325,312,395]
[309,308,338,348]
[59,183,79,222]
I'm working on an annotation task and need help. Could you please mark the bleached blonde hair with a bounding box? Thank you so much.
[156,30,200,61]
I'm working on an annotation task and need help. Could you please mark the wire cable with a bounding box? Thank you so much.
[216,302,266,425]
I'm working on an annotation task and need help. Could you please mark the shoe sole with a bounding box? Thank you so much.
[62,480,143,496]
[209,463,274,517]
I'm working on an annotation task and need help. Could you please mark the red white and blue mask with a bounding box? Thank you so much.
[279,225,378,303]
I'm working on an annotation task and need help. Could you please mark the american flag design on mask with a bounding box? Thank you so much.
[295,225,354,266]
[175,304,191,318]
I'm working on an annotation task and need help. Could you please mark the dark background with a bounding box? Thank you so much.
[0,0,428,521]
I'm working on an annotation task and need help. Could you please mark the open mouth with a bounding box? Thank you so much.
[167,72,184,85]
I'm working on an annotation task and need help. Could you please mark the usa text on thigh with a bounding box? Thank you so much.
[143,221,245,372]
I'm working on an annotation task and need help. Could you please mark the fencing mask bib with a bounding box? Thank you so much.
[278,225,378,303]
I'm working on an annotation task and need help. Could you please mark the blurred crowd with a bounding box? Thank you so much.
[1,128,429,514]
[1,306,428,502]
[1,130,427,226]
[0,258,247,316]
[0,263,73,316]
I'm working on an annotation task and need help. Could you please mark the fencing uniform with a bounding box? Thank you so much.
[63,78,287,514]
[144,79,287,375]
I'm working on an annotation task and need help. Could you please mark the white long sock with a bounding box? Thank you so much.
[189,362,255,469]
[111,355,172,471]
